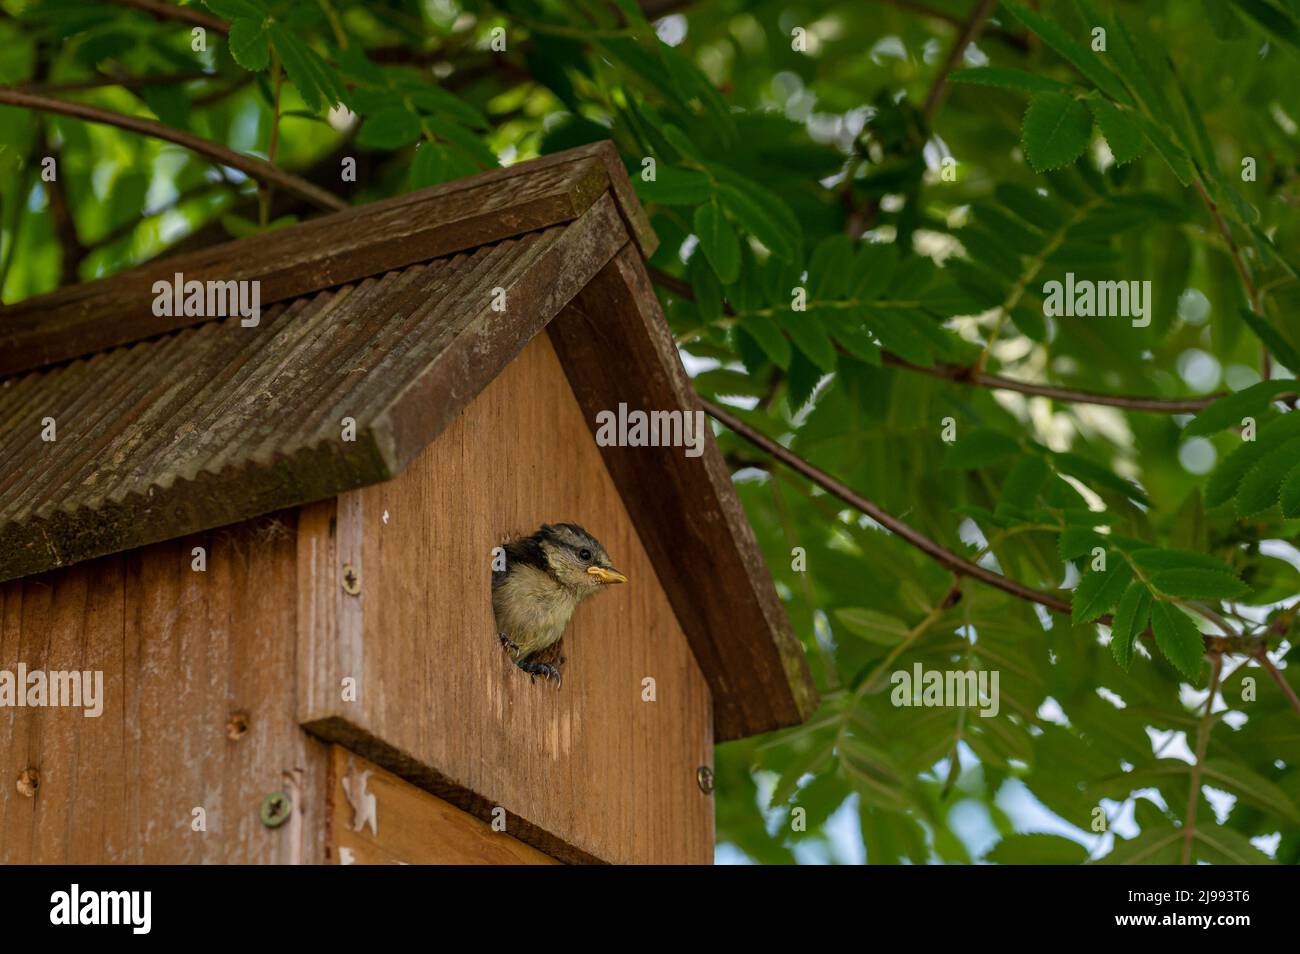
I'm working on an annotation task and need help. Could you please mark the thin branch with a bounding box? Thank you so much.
[702,397,1263,656]
[921,0,999,120]
[651,267,1220,414]
[110,0,228,34]
[872,0,1029,51]
[0,88,346,213]
[1255,648,1300,717]
[1182,651,1223,865]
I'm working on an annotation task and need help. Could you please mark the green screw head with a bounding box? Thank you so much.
[260,791,292,828]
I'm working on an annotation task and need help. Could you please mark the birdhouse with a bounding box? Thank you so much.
[0,142,816,864]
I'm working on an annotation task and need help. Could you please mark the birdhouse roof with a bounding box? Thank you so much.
[0,142,815,741]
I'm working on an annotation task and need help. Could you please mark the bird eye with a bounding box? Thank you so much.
[578,548,592,562]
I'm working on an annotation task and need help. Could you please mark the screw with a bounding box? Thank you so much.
[226,710,249,740]
[696,766,714,795]
[341,564,360,596]
[16,768,39,798]
[260,791,292,827]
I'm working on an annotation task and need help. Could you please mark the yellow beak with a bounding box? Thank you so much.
[587,565,628,584]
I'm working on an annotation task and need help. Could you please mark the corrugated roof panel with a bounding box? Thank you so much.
[0,226,563,574]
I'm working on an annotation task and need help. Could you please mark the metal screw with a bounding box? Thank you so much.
[696,766,714,794]
[260,791,292,827]
[16,768,39,798]
[341,564,361,596]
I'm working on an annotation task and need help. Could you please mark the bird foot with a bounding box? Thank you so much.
[498,633,519,655]
[518,660,562,687]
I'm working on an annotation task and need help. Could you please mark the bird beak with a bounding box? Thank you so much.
[587,565,628,584]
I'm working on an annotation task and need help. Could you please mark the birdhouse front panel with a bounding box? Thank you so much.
[299,332,715,865]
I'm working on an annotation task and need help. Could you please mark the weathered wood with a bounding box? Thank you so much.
[299,333,716,865]
[327,747,557,864]
[0,512,329,863]
[547,245,818,741]
[0,197,627,585]
[0,142,651,378]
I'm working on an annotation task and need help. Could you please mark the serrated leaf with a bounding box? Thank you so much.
[1202,759,1300,825]
[738,315,791,369]
[985,832,1089,865]
[952,67,1074,94]
[808,234,855,299]
[834,608,909,645]
[1149,601,1205,679]
[228,17,270,71]
[774,309,837,372]
[1183,380,1296,437]
[1206,413,1300,507]
[268,25,345,112]
[1236,435,1300,516]
[1128,547,1236,575]
[1148,568,1250,600]
[1240,307,1300,373]
[1004,2,1132,102]
[712,167,801,260]
[997,454,1051,521]
[1073,560,1133,624]
[1087,96,1145,165]
[636,166,712,206]
[1111,581,1151,669]
[941,429,1021,471]
[1058,526,1104,561]
[1022,92,1093,172]
[1280,464,1300,517]
[693,200,740,285]
[356,105,421,149]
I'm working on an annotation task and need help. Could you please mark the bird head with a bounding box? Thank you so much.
[536,523,627,594]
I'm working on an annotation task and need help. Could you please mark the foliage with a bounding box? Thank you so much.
[2,0,1300,864]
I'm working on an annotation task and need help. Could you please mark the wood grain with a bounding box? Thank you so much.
[327,746,556,864]
[299,333,716,865]
[0,513,329,863]
[548,245,818,741]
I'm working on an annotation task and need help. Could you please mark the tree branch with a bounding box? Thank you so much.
[1182,650,1222,865]
[110,0,227,34]
[873,0,1029,51]
[702,396,1264,656]
[0,88,346,213]
[1255,647,1300,717]
[921,0,999,120]
[651,266,1219,414]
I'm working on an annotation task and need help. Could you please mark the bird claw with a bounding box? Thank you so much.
[498,633,519,654]
[519,661,562,687]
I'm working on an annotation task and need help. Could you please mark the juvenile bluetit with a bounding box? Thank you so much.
[492,523,627,685]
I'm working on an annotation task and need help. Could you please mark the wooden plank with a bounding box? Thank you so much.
[299,333,715,865]
[0,513,330,863]
[327,746,557,865]
[0,142,650,378]
[546,245,818,741]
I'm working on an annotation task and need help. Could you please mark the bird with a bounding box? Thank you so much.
[492,523,627,685]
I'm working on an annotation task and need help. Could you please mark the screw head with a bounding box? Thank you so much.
[696,765,714,795]
[16,768,39,798]
[260,791,292,827]
[341,564,361,596]
[226,710,249,740]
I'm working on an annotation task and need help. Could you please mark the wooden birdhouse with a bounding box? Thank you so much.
[0,142,816,865]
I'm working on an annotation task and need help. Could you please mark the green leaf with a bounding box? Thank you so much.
[1147,568,1249,600]
[268,25,345,113]
[1073,560,1134,624]
[952,67,1073,94]
[1110,582,1151,669]
[693,200,740,285]
[1053,451,1149,505]
[774,309,837,372]
[1236,435,1300,516]
[834,608,909,646]
[1280,465,1300,517]
[997,454,1051,520]
[941,429,1021,471]
[1148,601,1205,679]
[1206,413,1300,507]
[1182,380,1296,436]
[1004,2,1132,102]
[1128,547,1236,575]
[355,105,421,149]
[985,832,1089,865]
[1202,760,1300,825]
[1022,92,1093,172]
[1059,526,1105,561]
[228,17,270,72]
[636,167,712,206]
[738,315,791,369]
[1240,307,1300,373]
[1087,96,1145,165]
[712,167,801,260]
[204,0,268,18]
